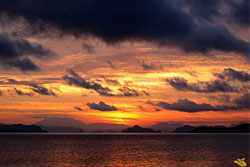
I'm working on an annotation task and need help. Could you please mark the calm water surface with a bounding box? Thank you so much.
[0,133,249,167]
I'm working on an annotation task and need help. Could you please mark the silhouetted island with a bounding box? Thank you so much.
[122,125,161,133]
[0,124,47,133]
[191,124,249,133]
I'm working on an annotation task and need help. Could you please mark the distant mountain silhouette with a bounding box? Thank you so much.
[174,125,195,133]
[35,117,85,128]
[0,124,47,133]
[35,117,129,132]
[191,124,250,133]
[84,123,129,132]
[122,125,161,133]
[150,122,183,132]
[40,126,84,133]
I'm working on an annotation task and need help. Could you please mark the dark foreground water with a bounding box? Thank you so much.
[0,133,248,167]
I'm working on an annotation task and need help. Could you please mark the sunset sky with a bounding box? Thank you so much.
[0,0,249,126]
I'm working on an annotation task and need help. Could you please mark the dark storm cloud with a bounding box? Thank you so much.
[63,70,149,97]
[141,62,155,70]
[177,0,249,26]
[11,58,39,71]
[157,99,236,112]
[178,22,248,55]
[0,78,57,96]
[118,87,139,97]
[140,61,163,71]
[82,41,95,53]
[87,101,117,111]
[3,78,32,86]
[229,0,249,26]
[106,60,116,69]
[14,88,33,96]
[138,105,160,112]
[0,34,54,71]
[157,93,249,112]
[166,77,239,93]
[30,84,57,96]
[118,87,150,97]
[233,93,249,109]
[184,70,198,77]
[0,0,248,55]
[209,94,231,103]
[155,108,161,112]
[63,69,114,96]
[120,86,149,96]
[178,0,221,21]
[214,68,250,82]
[145,100,154,105]
[74,106,83,111]
[105,79,120,86]
[167,68,250,93]
[142,91,150,96]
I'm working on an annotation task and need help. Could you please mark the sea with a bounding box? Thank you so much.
[0,133,249,167]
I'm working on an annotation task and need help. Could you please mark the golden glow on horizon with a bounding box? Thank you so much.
[0,37,248,126]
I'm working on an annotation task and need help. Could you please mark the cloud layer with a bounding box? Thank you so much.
[14,88,33,96]
[166,68,249,93]
[30,84,57,96]
[0,78,57,96]
[87,101,118,111]
[166,77,239,93]
[158,99,231,113]
[178,0,249,26]
[157,93,249,113]
[63,69,149,97]
[63,69,114,96]
[0,34,54,71]
[74,106,83,111]
[214,68,250,82]
[0,0,248,56]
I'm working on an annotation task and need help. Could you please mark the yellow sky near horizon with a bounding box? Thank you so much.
[0,37,249,126]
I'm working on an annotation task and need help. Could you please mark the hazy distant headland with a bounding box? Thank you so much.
[0,117,248,133]
[173,125,196,133]
[35,117,129,133]
[34,117,183,133]
[122,125,161,133]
